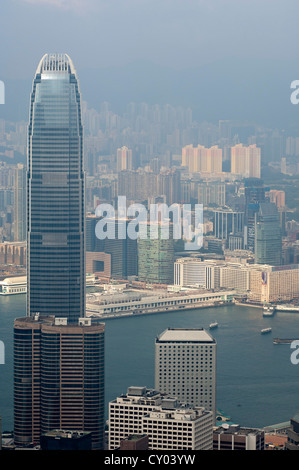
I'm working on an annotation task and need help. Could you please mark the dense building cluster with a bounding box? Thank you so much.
[1,52,298,452]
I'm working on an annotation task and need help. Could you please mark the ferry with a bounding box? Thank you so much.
[273,338,299,344]
[275,304,299,313]
[209,321,218,329]
[261,327,272,335]
[263,305,275,316]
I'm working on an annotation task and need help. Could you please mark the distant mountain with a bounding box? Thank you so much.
[1,57,299,130]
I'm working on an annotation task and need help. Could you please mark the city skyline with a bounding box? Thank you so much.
[2,0,299,454]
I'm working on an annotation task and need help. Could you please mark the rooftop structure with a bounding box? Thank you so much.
[156,327,214,343]
[109,386,213,450]
[213,423,265,450]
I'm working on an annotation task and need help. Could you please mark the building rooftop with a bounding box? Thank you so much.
[214,424,264,436]
[37,53,76,75]
[156,328,214,343]
[42,429,91,439]
[0,276,26,285]
[122,434,147,442]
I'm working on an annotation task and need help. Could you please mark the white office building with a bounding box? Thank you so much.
[155,328,217,423]
[108,386,213,450]
[174,258,250,294]
[174,258,220,289]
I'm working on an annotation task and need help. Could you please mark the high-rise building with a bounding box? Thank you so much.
[213,208,244,244]
[109,386,213,450]
[155,328,217,422]
[138,222,174,284]
[13,163,26,242]
[116,146,133,171]
[27,53,85,322]
[182,145,222,174]
[230,144,261,179]
[244,178,266,252]
[86,215,138,279]
[14,54,105,450]
[255,203,282,266]
[14,315,105,449]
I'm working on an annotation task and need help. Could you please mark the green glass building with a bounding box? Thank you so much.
[255,202,282,266]
[138,223,174,284]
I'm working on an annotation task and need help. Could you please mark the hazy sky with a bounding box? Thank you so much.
[1,0,299,79]
[1,0,299,128]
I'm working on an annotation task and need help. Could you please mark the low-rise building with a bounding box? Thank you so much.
[213,423,265,450]
[109,386,213,451]
[174,257,299,304]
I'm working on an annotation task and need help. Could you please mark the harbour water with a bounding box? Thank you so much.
[1,293,299,432]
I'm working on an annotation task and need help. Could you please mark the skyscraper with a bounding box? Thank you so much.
[138,222,175,284]
[14,54,105,449]
[13,163,26,242]
[27,53,85,322]
[255,202,282,266]
[231,144,261,179]
[14,315,105,449]
[116,146,133,171]
[182,144,222,174]
[244,178,266,252]
[86,215,138,279]
[155,328,217,423]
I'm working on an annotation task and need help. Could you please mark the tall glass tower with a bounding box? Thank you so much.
[27,54,85,322]
[255,202,282,266]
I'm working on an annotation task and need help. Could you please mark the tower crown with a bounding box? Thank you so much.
[36,53,77,75]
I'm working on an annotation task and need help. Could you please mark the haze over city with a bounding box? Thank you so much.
[2,0,299,455]
[1,0,299,126]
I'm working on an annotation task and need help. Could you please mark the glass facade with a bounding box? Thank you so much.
[255,202,282,266]
[14,317,105,449]
[27,54,85,322]
[14,163,27,242]
[138,223,174,284]
[14,320,42,446]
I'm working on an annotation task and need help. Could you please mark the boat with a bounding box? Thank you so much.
[261,328,272,334]
[209,321,218,329]
[275,304,299,313]
[263,305,275,316]
[273,338,299,344]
